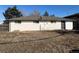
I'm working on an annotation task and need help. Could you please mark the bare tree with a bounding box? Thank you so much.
[30,10,40,16]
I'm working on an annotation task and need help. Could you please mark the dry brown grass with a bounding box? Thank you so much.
[0,31,78,53]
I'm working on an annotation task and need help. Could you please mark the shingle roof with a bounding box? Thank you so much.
[64,13,79,18]
[7,16,75,21]
[64,13,79,22]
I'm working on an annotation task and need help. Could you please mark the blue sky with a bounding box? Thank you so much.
[0,5,79,22]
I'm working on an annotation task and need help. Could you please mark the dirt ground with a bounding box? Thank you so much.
[0,31,79,53]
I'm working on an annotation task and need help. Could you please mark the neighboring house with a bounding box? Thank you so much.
[4,16,74,32]
[64,13,79,30]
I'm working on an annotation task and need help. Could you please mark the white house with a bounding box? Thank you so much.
[4,16,74,32]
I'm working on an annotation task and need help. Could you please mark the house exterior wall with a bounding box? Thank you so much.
[9,21,40,32]
[65,22,73,30]
[9,21,62,32]
[39,22,61,30]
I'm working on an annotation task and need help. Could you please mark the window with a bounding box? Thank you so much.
[15,20,21,23]
[33,21,39,23]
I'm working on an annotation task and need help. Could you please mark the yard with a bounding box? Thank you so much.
[0,31,78,53]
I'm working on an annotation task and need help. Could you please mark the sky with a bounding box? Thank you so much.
[0,5,79,22]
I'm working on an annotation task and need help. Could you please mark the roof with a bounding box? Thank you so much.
[64,13,79,19]
[6,16,75,21]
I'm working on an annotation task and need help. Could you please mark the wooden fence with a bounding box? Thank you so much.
[0,24,9,31]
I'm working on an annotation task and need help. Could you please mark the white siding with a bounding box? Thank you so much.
[39,22,61,30]
[9,21,40,32]
[9,21,62,32]
[65,22,73,30]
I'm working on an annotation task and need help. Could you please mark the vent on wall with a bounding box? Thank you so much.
[15,20,21,24]
[33,21,39,23]
[50,21,56,23]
